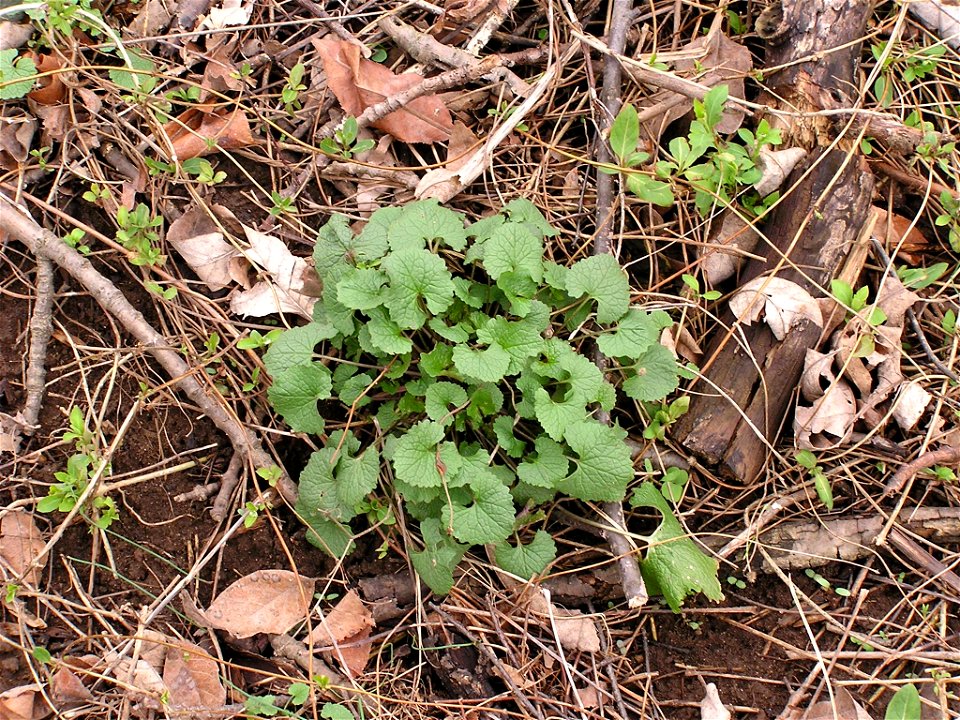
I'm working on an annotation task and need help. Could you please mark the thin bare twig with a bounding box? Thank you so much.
[22,256,55,434]
[591,0,648,609]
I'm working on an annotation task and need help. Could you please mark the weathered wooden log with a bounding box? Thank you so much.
[674,0,876,482]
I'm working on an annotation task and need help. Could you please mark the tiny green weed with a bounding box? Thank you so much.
[319,116,375,160]
[116,203,164,266]
[796,449,833,510]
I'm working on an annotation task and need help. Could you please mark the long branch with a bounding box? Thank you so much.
[0,193,298,505]
[592,0,648,609]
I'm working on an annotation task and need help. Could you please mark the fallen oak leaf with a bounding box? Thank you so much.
[729,276,823,341]
[314,37,453,143]
[0,684,48,720]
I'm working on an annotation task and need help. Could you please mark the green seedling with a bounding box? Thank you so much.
[264,199,721,611]
[29,146,53,171]
[82,183,112,203]
[654,85,782,216]
[145,282,177,300]
[269,191,295,217]
[796,449,833,510]
[926,465,957,483]
[831,279,887,355]
[256,465,282,487]
[116,203,164,266]
[872,41,946,108]
[181,157,226,185]
[606,102,674,206]
[942,309,956,337]
[319,116,375,160]
[897,262,949,289]
[38,407,118,528]
[643,395,690,441]
[487,101,529,132]
[726,575,747,590]
[681,273,721,302]
[282,62,307,114]
[935,190,960,253]
[64,228,91,255]
[237,329,282,350]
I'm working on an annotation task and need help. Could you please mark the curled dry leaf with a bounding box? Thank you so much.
[159,106,254,161]
[701,211,761,285]
[526,591,600,653]
[27,54,67,106]
[0,113,37,171]
[0,410,27,453]
[729,276,823,341]
[0,22,35,52]
[0,509,45,586]
[794,378,856,448]
[870,206,930,264]
[201,37,246,96]
[162,639,227,714]
[314,37,453,144]
[166,204,245,291]
[308,590,375,676]
[800,349,838,402]
[230,226,319,319]
[0,684,48,720]
[200,569,316,639]
[754,147,807,197]
[660,324,702,363]
[700,682,731,720]
[892,380,932,431]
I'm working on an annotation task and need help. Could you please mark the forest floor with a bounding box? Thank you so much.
[0,0,958,718]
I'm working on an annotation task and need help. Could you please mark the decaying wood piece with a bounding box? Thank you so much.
[675,0,875,482]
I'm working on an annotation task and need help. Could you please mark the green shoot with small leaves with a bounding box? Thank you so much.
[796,449,833,511]
[282,62,307,114]
[116,203,164,266]
[319,116,375,160]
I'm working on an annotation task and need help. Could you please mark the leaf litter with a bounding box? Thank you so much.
[1,0,958,718]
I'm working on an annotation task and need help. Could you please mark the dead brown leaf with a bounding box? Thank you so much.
[27,53,67,106]
[309,590,375,676]
[876,273,921,328]
[805,687,873,720]
[159,105,254,160]
[0,22,35,52]
[201,569,316,638]
[754,147,807,196]
[162,639,227,714]
[0,685,49,720]
[51,664,94,709]
[230,226,319,319]
[729,277,823,341]
[0,509,46,586]
[794,378,856,448]
[701,211,761,285]
[201,37,246,96]
[167,204,245,291]
[314,37,453,143]
[0,113,37,171]
[0,410,27,453]
[892,380,932,431]
[870,206,930,264]
[527,592,600,653]
[700,682,731,720]
[126,0,175,42]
